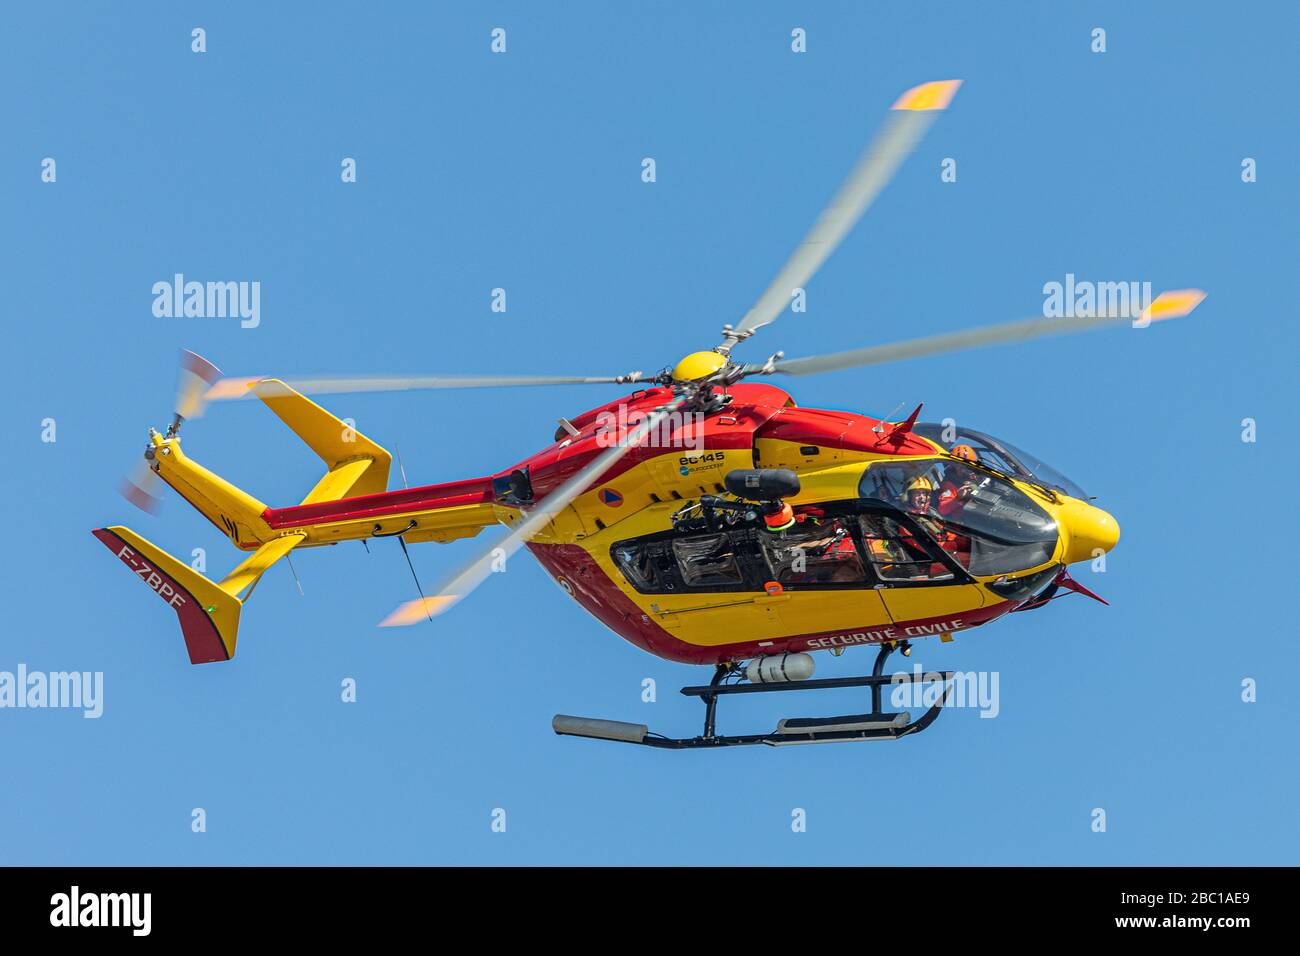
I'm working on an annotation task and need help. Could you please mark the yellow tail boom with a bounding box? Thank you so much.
[95,377,393,663]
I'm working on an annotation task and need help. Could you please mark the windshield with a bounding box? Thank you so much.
[858,458,1059,576]
[912,423,1089,500]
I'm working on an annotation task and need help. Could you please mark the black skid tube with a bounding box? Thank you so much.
[554,643,956,750]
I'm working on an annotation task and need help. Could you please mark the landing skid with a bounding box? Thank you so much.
[553,643,955,749]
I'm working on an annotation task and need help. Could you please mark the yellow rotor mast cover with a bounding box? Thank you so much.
[671,351,728,383]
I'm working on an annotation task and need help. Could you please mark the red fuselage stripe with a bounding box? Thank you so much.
[527,541,1012,665]
[263,477,494,529]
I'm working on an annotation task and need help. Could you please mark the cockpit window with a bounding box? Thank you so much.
[859,458,1059,576]
[912,423,1089,500]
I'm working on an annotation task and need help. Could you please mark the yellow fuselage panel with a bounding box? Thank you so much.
[289,502,501,548]
[574,496,988,651]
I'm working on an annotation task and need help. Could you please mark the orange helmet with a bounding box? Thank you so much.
[950,443,977,462]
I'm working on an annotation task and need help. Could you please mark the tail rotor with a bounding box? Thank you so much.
[169,348,223,435]
[118,459,165,515]
[117,349,224,514]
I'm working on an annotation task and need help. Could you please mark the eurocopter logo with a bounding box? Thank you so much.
[152,273,260,328]
[50,886,151,936]
[1042,273,1152,324]
[595,405,705,450]
[0,664,103,718]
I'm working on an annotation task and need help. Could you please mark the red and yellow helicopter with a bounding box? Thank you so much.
[94,80,1203,748]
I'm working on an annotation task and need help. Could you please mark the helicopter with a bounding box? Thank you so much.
[93,80,1203,749]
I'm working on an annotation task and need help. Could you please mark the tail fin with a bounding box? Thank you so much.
[92,526,305,664]
[148,378,391,542]
[252,379,392,503]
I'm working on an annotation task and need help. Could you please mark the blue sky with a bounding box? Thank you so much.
[2,2,1296,865]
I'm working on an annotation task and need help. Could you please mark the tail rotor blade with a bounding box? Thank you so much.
[119,460,165,515]
[176,349,223,420]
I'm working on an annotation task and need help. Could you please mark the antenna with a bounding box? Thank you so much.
[397,536,432,622]
[872,401,907,434]
[285,551,305,596]
[394,446,410,489]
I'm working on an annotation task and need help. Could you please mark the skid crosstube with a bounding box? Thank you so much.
[553,643,956,749]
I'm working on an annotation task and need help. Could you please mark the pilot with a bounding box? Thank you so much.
[938,445,979,518]
[949,443,978,463]
[899,475,967,570]
[903,476,936,515]
[896,477,940,556]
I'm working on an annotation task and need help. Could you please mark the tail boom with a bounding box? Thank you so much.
[100,376,503,665]
[149,432,272,549]
[262,476,497,543]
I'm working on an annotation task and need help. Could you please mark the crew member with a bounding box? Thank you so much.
[938,444,979,518]
[903,476,936,515]
[899,475,966,571]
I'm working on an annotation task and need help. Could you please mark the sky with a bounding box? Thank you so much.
[1,2,1296,866]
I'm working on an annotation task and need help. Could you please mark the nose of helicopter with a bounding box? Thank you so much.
[1057,498,1121,565]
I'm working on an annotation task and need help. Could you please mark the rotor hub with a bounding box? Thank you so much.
[670,351,729,383]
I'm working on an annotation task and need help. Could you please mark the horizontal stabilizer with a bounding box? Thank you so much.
[218,532,307,599]
[252,378,392,501]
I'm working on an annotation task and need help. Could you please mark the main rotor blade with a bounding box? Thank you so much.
[724,79,961,347]
[380,392,689,626]
[205,373,641,401]
[763,289,1206,378]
